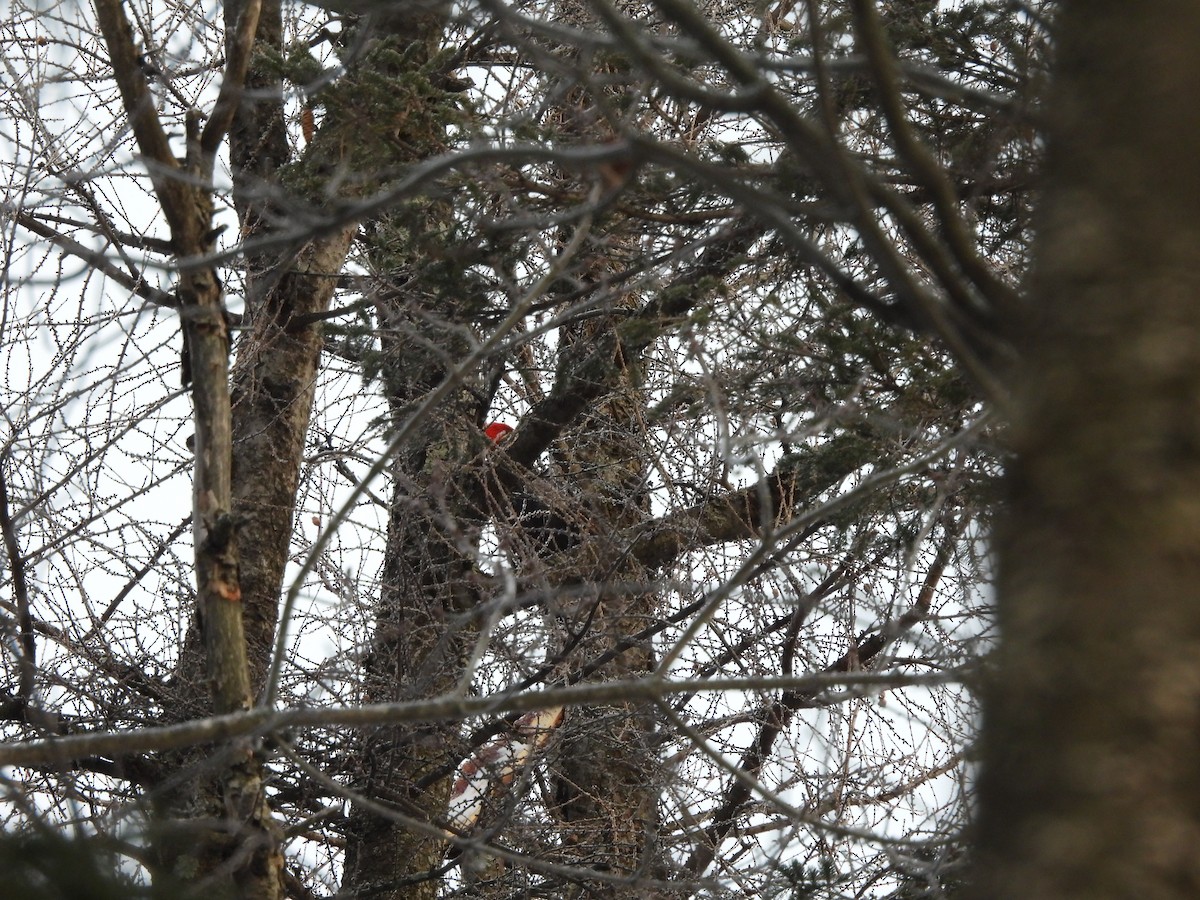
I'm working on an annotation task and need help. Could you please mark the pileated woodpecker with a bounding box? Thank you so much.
[485,422,578,555]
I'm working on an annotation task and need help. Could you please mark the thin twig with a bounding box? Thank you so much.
[0,451,35,701]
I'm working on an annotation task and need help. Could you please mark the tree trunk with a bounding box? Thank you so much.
[333,12,486,897]
[521,227,662,889]
[149,2,358,892]
[224,0,358,694]
[337,252,491,897]
[973,4,1200,898]
[340,403,486,900]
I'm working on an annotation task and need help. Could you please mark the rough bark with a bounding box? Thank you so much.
[221,0,358,693]
[340,402,486,900]
[338,249,490,897]
[973,4,1200,898]
[547,317,662,887]
[166,0,358,707]
[334,10,480,898]
[479,7,668,880]
[526,236,664,891]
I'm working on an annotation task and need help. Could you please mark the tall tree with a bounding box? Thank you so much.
[973,3,1200,898]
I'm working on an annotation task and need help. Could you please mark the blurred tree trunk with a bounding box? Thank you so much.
[0,0,1051,896]
[974,3,1200,898]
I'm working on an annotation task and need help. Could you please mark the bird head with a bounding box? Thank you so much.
[484,422,515,442]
